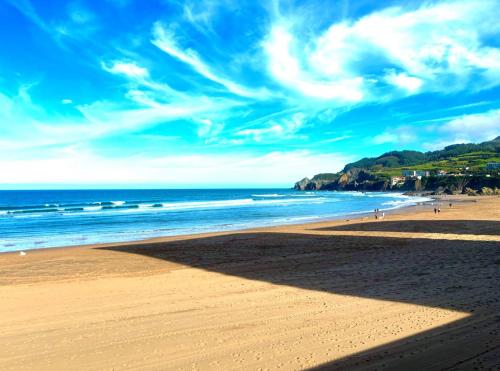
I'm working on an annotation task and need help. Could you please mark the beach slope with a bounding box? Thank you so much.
[0,196,499,370]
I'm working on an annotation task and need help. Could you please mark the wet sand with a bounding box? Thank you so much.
[0,195,499,370]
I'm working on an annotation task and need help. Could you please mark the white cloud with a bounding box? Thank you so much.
[0,150,351,186]
[101,59,188,101]
[264,26,364,101]
[372,133,398,145]
[61,98,73,104]
[265,0,500,102]
[372,126,416,145]
[384,70,423,93]
[423,109,500,149]
[102,61,149,78]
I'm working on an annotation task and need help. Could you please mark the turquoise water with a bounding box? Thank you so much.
[0,189,430,252]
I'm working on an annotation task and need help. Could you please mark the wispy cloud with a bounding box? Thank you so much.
[235,113,306,142]
[320,135,352,144]
[264,0,500,103]
[152,22,269,99]
[196,118,225,144]
[372,126,417,145]
[264,26,364,102]
[0,84,241,151]
[4,0,50,33]
[67,1,95,25]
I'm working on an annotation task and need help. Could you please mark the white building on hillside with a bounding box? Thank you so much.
[402,170,430,177]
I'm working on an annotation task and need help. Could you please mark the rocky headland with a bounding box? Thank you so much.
[294,137,500,195]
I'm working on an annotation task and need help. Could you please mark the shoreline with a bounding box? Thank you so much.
[0,192,440,256]
[0,194,485,259]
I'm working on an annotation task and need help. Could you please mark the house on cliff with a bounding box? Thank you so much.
[402,170,430,178]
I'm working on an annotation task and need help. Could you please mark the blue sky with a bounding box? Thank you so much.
[0,0,499,188]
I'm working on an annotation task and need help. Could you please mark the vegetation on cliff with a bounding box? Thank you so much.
[344,136,500,175]
[294,137,500,193]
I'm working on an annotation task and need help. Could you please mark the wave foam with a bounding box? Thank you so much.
[161,198,255,210]
[251,194,283,198]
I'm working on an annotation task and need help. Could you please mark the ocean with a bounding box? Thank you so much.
[0,189,430,252]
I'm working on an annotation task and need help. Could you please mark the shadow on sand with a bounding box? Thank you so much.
[314,219,500,236]
[99,222,500,370]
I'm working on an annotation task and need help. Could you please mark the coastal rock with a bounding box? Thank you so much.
[294,172,500,193]
[294,177,312,191]
[480,187,494,195]
[464,187,478,196]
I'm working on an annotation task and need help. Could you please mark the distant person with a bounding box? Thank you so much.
[449,203,452,207]
[434,208,437,214]
[438,208,441,213]
[381,212,385,219]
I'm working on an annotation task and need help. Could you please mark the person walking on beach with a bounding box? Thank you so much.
[434,208,437,214]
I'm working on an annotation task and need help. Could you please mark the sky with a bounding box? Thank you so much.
[0,0,499,188]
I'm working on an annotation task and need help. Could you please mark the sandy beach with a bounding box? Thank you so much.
[0,195,499,370]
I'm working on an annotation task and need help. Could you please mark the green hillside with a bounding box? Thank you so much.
[294,137,500,193]
[344,137,500,177]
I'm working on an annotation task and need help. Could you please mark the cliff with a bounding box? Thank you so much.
[295,169,390,191]
[294,137,500,194]
[294,172,500,194]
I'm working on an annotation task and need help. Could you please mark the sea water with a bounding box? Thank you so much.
[0,189,430,252]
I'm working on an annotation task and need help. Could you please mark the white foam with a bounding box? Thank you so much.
[259,197,329,204]
[161,198,255,210]
[84,206,101,211]
[251,194,283,198]
[382,196,432,208]
[336,191,366,196]
[382,200,412,206]
[376,192,409,198]
[272,215,321,223]
[156,197,332,211]
[111,201,125,206]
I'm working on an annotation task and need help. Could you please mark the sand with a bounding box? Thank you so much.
[0,195,499,370]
